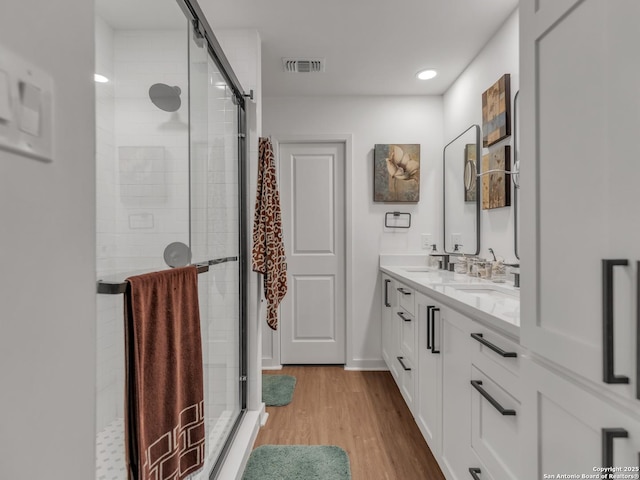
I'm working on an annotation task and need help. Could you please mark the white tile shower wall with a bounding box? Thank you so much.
[113,29,190,275]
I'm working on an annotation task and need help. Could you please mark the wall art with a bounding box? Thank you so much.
[482,73,511,147]
[374,144,420,202]
[481,145,511,210]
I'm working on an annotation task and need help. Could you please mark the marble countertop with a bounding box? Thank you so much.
[380,254,520,339]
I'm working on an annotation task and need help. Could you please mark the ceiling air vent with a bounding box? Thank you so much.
[283,58,325,73]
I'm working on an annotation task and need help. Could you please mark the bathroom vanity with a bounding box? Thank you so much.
[381,253,640,479]
[381,254,522,479]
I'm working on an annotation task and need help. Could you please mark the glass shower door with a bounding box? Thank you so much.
[188,21,243,478]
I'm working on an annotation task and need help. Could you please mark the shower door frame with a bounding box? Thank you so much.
[178,0,249,477]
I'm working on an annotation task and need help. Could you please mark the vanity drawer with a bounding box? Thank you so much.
[470,365,521,480]
[396,355,416,410]
[397,284,415,315]
[469,326,521,378]
[398,308,416,362]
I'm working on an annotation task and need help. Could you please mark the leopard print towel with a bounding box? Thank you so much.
[252,137,287,330]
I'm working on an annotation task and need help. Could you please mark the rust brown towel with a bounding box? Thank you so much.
[252,137,288,330]
[124,266,205,480]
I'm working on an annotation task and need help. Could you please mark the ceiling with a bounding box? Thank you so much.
[96,0,519,97]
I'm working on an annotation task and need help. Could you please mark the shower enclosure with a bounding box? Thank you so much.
[94,0,247,478]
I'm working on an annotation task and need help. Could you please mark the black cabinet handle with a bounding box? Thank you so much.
[426,305,434,350]
[469,467,482,479]
[470,380,516,416]
[471,333,517,358]
[397,311,411,322]
[602,428,628,468]
[602,259,630,384]
[430,307,441,354]
[384,279,391,307]
[397,356,411,371]
[397,287,411,296]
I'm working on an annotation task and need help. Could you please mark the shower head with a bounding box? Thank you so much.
[149,83,182,112]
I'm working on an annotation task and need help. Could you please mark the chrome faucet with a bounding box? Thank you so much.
[488,248,497,261]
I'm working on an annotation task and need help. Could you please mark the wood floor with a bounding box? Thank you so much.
[256,366,445,480]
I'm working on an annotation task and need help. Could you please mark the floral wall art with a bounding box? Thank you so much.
[373,143,420,202]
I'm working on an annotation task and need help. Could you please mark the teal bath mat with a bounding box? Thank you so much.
[242,445,351,480]
[262,374,296,406]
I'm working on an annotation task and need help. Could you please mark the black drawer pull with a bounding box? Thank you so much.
[602,259,630,384]
[602,428,628,468]
[471,333,517,358]
[469,468,482,480]
[397,356,411,371]
[384,279,391,307]
[430,307,440,354]
[397,311,411,322]
[397,287,412,295]
[426,305,434,350]
[470,380,516,416]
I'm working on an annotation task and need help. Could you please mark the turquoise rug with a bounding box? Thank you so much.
[262,374,296,406]
[242,445,351,480]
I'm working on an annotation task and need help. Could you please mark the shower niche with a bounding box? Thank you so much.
[95,0,247,478]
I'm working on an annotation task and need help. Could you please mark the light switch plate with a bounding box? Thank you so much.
[0,43,54,163]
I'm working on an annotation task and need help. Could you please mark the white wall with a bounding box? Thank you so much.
[443,9,520,264]
[263,96,443,368]
[0,1,96,479]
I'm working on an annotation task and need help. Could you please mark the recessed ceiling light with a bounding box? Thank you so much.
[94,74,109,83]
[416,69,437,80]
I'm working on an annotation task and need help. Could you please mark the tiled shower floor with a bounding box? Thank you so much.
[96,412,235,480]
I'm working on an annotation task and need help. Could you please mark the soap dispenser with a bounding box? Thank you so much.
[427,244,440,268]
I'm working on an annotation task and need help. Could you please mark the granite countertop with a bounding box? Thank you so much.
[380,254,520,339]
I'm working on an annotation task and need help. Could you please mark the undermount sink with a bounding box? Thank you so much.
[449,283,519,301]
[402,266,436,272]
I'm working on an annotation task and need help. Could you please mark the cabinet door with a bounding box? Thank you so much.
[415,293,442,456]
[521,358,640,480]
[440,309,475,480]
[381,274,400,380]
[520,0,640,399]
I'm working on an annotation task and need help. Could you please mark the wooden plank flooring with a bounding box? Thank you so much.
[256,366,445,480]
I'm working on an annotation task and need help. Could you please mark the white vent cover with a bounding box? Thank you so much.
[282,58,325,73]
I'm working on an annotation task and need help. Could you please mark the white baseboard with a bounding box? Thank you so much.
[344,359,388,371]
[261,364,283,370]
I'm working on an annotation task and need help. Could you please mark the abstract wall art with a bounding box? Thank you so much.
[482,74,511,147]
[481,145,511,210]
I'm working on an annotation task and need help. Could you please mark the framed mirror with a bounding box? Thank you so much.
[513,91,520,260]
[443,124,481,255]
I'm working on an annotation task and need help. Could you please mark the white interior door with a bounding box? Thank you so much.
[278,142,345,364]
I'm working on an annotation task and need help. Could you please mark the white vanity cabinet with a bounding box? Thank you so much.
[521,358,640,479]
[415,292,443,456]
[396,282,417,409]
[469,329,522,480]
[381,274,416,408]
[439,307,475,480]
[520,0,640,402]
[380,266,524,480]
[381,274,400,382]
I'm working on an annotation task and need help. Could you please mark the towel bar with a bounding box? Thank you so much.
[96,256,238,294]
